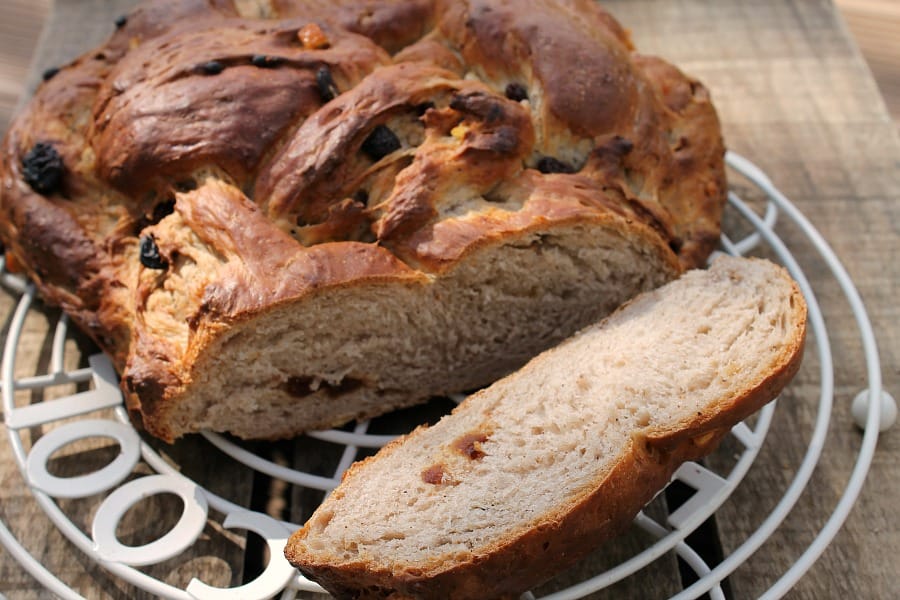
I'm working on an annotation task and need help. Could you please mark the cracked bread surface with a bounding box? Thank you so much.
[0,0,725,440]
[285,257,808,599]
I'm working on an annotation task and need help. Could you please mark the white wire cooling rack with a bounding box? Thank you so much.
[0,152,893,599]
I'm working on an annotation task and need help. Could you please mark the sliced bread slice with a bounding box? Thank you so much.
[284,256,808,599]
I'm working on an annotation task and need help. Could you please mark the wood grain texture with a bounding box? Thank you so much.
[603,0,900,597]
[835,0,900,123]
[0,0,49,138]
[0,0,898,598]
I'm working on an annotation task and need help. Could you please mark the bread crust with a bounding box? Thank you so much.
[0,0,725,440]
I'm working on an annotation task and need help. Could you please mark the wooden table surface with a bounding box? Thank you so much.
[1,1,898,598]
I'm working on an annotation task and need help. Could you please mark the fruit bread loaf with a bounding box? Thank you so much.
[285,256,808,599]
[0,0,726,441]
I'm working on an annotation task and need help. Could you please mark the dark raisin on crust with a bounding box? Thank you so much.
[114,15,128,29]
[361,125,401,161]
[536,156,576,174]
[251,54,281,68]
[198,61,224,75]
[504,82,529,102]
[41,67,60,81]
[139,235,167,269]
[316,65,339,102]
[21,142,65,195]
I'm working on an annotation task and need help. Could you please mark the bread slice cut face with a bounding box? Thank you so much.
[285,256,808,599]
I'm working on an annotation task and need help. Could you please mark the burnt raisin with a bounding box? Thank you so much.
[536,156,576,174]
[251,54,280,68]
[361,125,401,161]
[198,61,224,75]
[504,82,528,102]
[316,65,339,102]
[139,235,167,270]
[114,15,128,28]
[41,67,60,81]
[21,142,64,195]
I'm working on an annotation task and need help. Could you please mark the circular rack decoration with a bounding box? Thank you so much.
[0,153,892,599]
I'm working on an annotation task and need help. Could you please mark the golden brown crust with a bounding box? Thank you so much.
[94,20,390,197]
[0,0,726,441]
[436,0,639,137]
[124,179,426,440]
[433,0,727,267]
[391,170,674,273]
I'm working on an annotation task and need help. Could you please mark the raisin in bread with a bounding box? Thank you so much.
[285,256,808,599]
[0,0,726,441]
